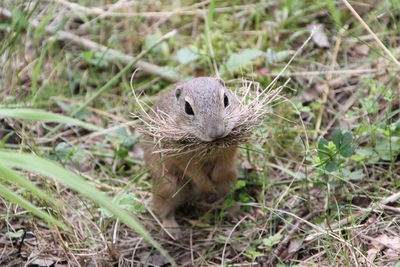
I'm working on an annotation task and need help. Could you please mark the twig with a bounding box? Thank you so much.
[342,0,400,66]
[380,191,400,205]
[0,7,181,83]
[265,67,398,77]
[380,204,400,213]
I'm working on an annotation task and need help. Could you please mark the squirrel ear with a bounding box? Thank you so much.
[175,87,182,99]
[215,77,225,87]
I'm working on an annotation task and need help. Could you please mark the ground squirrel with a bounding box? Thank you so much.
[143,77,241,238]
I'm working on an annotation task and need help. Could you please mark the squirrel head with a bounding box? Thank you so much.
[173,77,240,142]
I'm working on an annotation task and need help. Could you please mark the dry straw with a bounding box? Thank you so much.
[131,78,287,156]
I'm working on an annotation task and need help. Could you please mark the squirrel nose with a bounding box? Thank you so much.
[207,124,225,140]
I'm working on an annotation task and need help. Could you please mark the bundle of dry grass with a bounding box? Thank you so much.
[132,78,287,156]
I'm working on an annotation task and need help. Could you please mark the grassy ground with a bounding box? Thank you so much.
[1,0,400,266]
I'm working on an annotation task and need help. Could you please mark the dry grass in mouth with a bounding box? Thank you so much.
[132,78,286,156]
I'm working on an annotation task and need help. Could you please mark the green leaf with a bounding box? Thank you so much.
[318,138,330,159]
[6,229,25,239]
[325,158,337,172]
[106,128,138,148]
[100,192,146,217]
[331,129,342,148]
[0,108,102,132]
[340,144,354,158]
[53,142,88,164]
[341,131,353,146]
[144,34,162,54]
[176,47,199,64]
[224,49,265,72]
[318,138,328,150]
[244,249,264,259]
[265,48,294,64]
[116,147,129,158]
[239,192,252,203]
[332,168,365,181]
[262,233,283,249]
[158,66,180,78]
[318,137,328,150]
[234,180,246,190]
[353,147,379,163]
[222,197,235,208]
[80,51,124,67]
[0,151,175,265]
[346,169,365,180]
[375,137,400,161]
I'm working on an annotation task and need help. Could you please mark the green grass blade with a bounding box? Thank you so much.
[0,182,67,229]
[0,108,103,131]
[0,163,60,206]
[0,150,175,266]
[325,0,342,28]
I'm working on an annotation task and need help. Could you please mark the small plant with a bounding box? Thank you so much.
[315,129,355,172]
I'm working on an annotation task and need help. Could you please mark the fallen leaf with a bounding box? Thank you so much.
[232,241,247,252]
[366,248,379,263]
[363,214,378,229]
[374,234,400,251]
[298,82,326,102]
[385,248,400,262]
[284,196,301,209]
[148,253,168,266]
[354,44,370,56]
[288,239,303,254]
[308,23,330,48]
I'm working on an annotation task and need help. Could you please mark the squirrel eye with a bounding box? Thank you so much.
[223,93,229,108]
[185,101,194,115]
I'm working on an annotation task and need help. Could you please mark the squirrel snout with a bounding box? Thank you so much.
[207,124,225,140]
